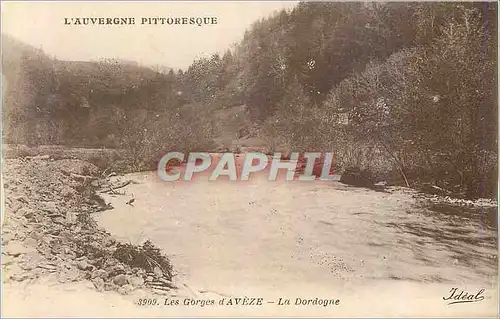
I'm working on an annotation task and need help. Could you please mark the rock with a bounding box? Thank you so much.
[108,264,125,277]
[53,217,66,225]
[32,155,50,160]
[112,274,129,286]
[118,284,134,295]
[5,242,33,257]
[2,255,15,266]
[105,258,118,267]
[58,267,81,283]
[104,282,117,291]
[42,201,58,213]
[4,262,21,276]
[24,237,38,248]
[60,187,74,199]
[153,266,163,278]
[11,272,32,282]
[92,277,105,291]
[58,230,72,238]
[145,276,154,282]
[19,260,35,271]
[3,233,14,244]
[51,244,63,255]
[128,275,144,288]
[76,260,93,271]
[91,269,107,279]
[24,213,38,223]
[63,246,73,255]
[104,237,116,247]
[36,263,57,271]
[136,268,146,277]
[65,211,77,225]
[13,195,28,204]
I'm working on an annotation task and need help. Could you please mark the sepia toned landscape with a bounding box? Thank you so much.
[1,2,498,317]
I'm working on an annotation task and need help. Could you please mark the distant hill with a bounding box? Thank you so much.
[2,35,162,92]
[1,34,181,147]
[1,34,263,152]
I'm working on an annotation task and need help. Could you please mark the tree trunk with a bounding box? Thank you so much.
[378,138,410,187]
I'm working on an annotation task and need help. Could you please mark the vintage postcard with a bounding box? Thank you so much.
[1,1,498,317]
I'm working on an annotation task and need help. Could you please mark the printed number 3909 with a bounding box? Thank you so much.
[138,298,158,306]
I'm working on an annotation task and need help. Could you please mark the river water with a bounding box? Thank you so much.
[96,161,498,317]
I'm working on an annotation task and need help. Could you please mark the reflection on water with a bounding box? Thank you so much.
[387,202,497,275]
[427,203,497,230]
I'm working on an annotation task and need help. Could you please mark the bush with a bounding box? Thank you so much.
[340,166,376,187]
[113,240,173,281]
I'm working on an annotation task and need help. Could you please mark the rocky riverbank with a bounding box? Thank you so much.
[2,157,175,295]
[2,156,497,317]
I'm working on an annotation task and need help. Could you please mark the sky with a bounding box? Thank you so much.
[2,1,298,70]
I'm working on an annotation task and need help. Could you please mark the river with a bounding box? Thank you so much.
[95,162,498,317]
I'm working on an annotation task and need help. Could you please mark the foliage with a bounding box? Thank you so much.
[256,3,496,198]
[2,2,497,198]
[113,240,173,281]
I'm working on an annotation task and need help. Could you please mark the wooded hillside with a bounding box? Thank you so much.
[2,2,497,198]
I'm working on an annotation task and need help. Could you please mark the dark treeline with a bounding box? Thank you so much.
[2,2,497,198]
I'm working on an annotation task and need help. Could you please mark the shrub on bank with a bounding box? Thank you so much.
[340,166,376,187]
[113,240,173,281]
